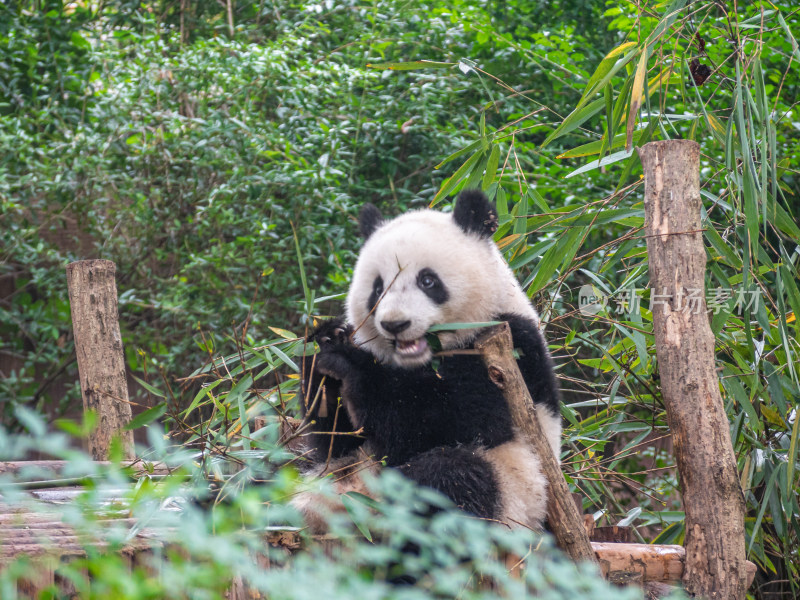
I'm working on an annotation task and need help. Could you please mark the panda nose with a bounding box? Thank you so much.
[381,320,411,335]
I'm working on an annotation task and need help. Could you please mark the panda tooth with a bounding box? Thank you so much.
[395,337,428,356]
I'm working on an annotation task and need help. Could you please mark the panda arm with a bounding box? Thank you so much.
[300,318,375,459]
[496,313,560,415]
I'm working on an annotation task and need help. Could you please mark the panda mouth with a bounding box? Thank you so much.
[394,337,428,358]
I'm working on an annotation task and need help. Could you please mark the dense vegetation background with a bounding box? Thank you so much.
[1,0,799,597]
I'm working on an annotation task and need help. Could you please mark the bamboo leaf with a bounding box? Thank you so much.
[777,12,800,63]
[541,97,606,148]
[431,150,485,206]
[482,144,501,190]
[626,50,648,151]
[366,60,454,70]
[564,148,633,179]
[578,42,638,106]
[124,403,167,431]
[131,375,165,398]
[435,139,483,169]
[525,227,584,296]
[341,493,373,542]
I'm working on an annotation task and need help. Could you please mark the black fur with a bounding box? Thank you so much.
[398,446,500,519]
[416,268,449,304]
[359,204,384,240]
[453,190,498,239]
[366,276,384,314]
[301,313,559,519]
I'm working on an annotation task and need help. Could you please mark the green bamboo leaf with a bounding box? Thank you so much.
[541,97,606,149]
[615,117,657,190]
[644,0,689,46]
[565,148,633,179]
[527,188,550,213]
[776,268,798,385]
[271,345,299,372]
[787,404,799,503]
[228,374,254,451]
[124,403,167,431]
[777,12,800,63]
[525,227,584,296]
[464,152,489,190]
[578,42,638,106]
[341,493,373,542]
[366,60,454,70]
[427,321,502,332]
[771,200,800,239]
[779,264,800,338]
[748,464,781,556]
[131,375,165,398]
[722,369,762,434]
[601,83,614,159]
[482,144,501,190]
[626,50,648,151]
[513,192,529,235]
[436,139,484,169]
[182,379,224,418]
[431,150,484,206]
[704,222,742,268]
[559,124,650,159]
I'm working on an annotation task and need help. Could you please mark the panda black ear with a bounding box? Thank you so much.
[453,190,498,238]
[359,203,384,240]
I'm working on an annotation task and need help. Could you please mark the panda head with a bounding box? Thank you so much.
[345,190,539,368]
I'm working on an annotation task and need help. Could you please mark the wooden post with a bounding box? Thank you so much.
[637,140,747,598]
[475,323,596,563]
[66,260,134,460]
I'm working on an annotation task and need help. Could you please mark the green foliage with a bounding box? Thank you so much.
[2,0,799,597]
[0,415,645,599]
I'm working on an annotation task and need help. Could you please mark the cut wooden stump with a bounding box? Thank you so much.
[638,140,748,599]
[66,259,134,460]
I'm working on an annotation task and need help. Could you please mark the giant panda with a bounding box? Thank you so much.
[295,189,561,532]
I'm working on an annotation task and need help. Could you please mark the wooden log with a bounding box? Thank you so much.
[637,140,748,599]
[592,543,757,590]
[66,260,134,460]
[474,323,596,563]
[0,460,170,480]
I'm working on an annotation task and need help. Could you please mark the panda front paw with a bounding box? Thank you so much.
[307,318,365,382]
[311,318,353,349]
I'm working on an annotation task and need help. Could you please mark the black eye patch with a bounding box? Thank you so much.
[367,275,384,314]
[417,268,449,305]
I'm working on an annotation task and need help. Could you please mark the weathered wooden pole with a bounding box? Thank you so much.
[475,323,596,564]
[637,140,747,598]
[66,260,134,460]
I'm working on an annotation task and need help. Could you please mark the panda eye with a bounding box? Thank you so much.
[417,269,439,290]
[417,268,449,304]
[373,278,384,295]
